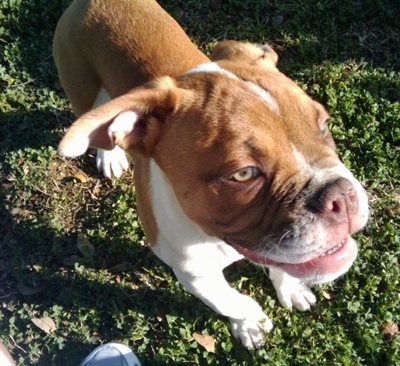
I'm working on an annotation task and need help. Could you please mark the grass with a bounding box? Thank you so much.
[0,0,399,364]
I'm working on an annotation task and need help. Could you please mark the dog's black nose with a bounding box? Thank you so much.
[308,178,359,224]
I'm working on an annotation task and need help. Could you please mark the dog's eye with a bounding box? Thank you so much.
[230,167,259,182]
[320,120,330,137]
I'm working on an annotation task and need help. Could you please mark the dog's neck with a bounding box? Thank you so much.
[148,159,243,273]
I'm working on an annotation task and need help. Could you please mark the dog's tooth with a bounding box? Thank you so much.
[320,238,347,257]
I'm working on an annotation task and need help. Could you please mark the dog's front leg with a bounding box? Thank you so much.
[96,146,129,178]
[268,266,317,311]
[173,268,273,348]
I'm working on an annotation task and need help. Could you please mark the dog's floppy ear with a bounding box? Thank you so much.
[58,77,181,158]
[211,41,278,70]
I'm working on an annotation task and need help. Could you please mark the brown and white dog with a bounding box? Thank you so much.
[54,0,369,348]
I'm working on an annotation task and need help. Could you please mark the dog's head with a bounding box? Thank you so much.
[59,41,368,283]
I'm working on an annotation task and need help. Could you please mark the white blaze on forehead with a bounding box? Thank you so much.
[184,62,237,79]
[184,62,280,114]
[292,143,352,181]
[244,81,280,114]
[291,144,314,176]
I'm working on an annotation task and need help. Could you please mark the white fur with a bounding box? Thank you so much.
[92,88,130,178]
[245,81,280,114]
[92,87,111,109]
[269,266,316,311]
[291,144,317,177]
[183,62,237,79]
[96,146,129,178]
[149,159,272,348]
[184,62,280,114]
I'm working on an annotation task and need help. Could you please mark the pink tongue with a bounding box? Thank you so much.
[232,236,354,279]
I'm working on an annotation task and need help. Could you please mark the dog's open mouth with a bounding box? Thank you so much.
[231,235,357,279]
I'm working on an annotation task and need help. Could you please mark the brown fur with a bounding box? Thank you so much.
[58,66,335,247]
[54,0,209,244]
[53,0,209,117]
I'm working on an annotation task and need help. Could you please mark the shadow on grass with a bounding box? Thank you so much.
[0,171,272,365]
[0,109,71,156]
[0,198,211,365]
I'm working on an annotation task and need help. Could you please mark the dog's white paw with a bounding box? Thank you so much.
[269,266,316,311]
[96,146,129,178]
[229,313,273,348]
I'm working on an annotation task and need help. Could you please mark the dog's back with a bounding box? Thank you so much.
[53,0,208,117]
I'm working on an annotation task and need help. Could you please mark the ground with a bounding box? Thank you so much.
[0,0,399,365]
